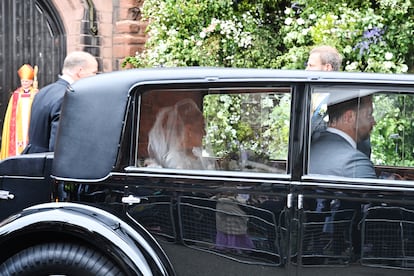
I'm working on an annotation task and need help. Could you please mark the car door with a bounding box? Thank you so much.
[297,83,414,275]
[125,82,298,275]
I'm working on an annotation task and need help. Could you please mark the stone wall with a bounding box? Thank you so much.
[51,0,148,72]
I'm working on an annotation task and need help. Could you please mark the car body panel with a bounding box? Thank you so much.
[52,68,414,181]
[1,68,414,275]
[0,202,174,275]
[0,153,53,221]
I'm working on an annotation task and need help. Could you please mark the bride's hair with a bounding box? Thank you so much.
[147,98,205,169]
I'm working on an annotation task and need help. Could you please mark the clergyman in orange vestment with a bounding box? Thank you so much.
[1,64,38,159]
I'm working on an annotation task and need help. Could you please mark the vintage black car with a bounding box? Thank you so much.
[1,68,414,275]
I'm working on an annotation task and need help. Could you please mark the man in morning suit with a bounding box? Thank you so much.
[23,51,98,153]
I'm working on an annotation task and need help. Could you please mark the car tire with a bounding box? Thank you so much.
[0,242,124,276]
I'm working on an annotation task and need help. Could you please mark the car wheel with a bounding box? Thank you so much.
[0,242,124,276]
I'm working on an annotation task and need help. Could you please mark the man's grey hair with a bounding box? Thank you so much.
[62,51,96,72]
[310,45,342,71]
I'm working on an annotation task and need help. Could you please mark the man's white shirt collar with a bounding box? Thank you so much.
[59,74,75,85]
[326,127,357,149]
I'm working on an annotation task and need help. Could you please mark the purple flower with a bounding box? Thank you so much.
[363,27,384,43]
[356,41,370,56]
[354,27,384,56]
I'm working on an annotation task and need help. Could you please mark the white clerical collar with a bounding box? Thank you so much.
[326,127,357,149]
[59,74,75,85]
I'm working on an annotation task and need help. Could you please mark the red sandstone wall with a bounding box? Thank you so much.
[52,0,148,72]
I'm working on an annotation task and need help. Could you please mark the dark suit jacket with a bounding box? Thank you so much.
[312,111,372,157]
[24,78,69,153]
[310,131,377,178]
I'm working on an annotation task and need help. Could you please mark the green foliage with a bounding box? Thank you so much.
[372,94,414,166]
[203,94,242,158]
[203,93,290,161]
[123,0,413,73]
[122,0,286,68]
[262,93,291,159]
[277,0,413,73]
[122,0,414,167]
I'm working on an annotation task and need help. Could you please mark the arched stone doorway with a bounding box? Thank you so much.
[0,0,66,129]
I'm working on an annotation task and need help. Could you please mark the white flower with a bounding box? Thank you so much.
[167,29,178,36]
[261,97,273,108]
[343,45,353,54]
[284,17,293,25]
[158,42,167,53]
[286,32,295,40]
[400,64,408,73]
[297,18,305,25]
[284,8,292,15]
[199,31,206,39]
[345,61,359,71]
[309,14,317,20]
[238,34,252,48]
[383,61,394,69]
[384,52,393,60]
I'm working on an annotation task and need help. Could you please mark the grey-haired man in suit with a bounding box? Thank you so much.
[23,51,98,153]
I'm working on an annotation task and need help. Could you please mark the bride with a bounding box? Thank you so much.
[147,98,215,170]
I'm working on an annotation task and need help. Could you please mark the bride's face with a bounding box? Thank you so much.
[184,115,205,150]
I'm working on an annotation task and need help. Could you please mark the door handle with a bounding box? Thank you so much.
[298,194,303,210]
[0,190,15,200]
[286,193,304,209]
[287,193,293,208]
[121,195,147,205]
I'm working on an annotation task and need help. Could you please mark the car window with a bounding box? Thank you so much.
[371,91,414,179]
[136,86,291,174]
[309,85,414,181]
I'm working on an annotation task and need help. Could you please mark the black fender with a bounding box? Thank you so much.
[0,202,175,276]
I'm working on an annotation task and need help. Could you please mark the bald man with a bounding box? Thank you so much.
[24,51,98,153]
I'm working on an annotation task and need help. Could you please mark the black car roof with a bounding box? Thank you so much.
[52,67,414,181]
[77,67,414,84]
